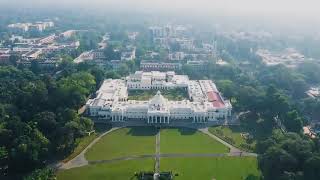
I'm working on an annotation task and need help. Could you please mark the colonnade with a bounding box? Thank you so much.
[148,116,170,124]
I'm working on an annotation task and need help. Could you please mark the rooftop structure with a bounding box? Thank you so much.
[86,71,232,127]
[307,87,320,98]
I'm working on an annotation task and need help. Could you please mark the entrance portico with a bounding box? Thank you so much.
[148,116,170,124]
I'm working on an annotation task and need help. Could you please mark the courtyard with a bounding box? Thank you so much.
[128,89,189,101]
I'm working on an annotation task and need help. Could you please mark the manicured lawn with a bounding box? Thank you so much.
[63,135,97,163]
[57,158,154,180]
[209,126,256,152]
[128,89,188,101]
[85,127,157,161]
[160,128,229,154]
[62,123,112,163]
[160,157,261,180]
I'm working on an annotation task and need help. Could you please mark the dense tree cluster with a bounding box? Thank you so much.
[0,65,99,178]
[257,131,320,180]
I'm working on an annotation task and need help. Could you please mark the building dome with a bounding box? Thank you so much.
[149,91,167,107]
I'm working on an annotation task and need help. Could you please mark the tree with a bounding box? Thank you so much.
[104,45,120,60]
[259,146,298,180]
[283,110,303,133]
[216,80,235,98]
[24,168,55,180]
[33,112,57,137]
[304,155,320,180]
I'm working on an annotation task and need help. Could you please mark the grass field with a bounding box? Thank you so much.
[209,126,256,152]
[160,128,229,154]
[85,127,157,161]
[160,157,261,180]
[128,89,189,101]
[57,157,260,180]
[57,158,154,180]
[62,123,112,163]
[62,135,98,163]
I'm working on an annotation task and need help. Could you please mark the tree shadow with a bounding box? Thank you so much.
[94,123,112,133]
[178,127,197,135]
[126,126,158,136]
[244,174,261,180]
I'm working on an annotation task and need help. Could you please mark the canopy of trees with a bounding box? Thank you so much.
[0,65,98,178]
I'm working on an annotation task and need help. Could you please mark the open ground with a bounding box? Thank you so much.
[57,126,260,180]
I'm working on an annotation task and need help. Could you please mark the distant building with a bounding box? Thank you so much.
[38,34,56,44]
[121,46,136,61]
[0,54,11,64]
[168,52,185,61]
[18,58,59,70]
[109,60,123,70]
[140,61,182,71]
[186,60,207,70]
[307,87,320,98]
[8,21,54,33]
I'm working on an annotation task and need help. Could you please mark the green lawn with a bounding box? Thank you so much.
[85,127,157,161]
[160,157,261,180]
[57,158,154,180]
[128,89,188,101]
[62,123,112,163]
[160,128,229,154]
[209,126,256,152]
[63,135,97,163]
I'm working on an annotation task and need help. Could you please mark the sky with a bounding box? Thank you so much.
[1,0,320,19]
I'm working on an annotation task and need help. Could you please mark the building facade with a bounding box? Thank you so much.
[85,71,232,126]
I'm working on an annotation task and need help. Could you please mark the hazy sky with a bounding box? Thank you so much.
[1,0,320,18]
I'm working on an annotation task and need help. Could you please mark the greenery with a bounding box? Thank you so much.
[209,126,256,152]
[57,159,154,180]
[24,168,55,180]
[62,134,97,163]
[257,131,320,180]
[160,157,261,180]
[0,63,110,178]
[128,89,189,101]
[85,127,157,161]
[160,128,229,154]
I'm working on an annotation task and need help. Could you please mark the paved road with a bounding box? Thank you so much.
[155,129,160,173]
[58,127,121,170]
[88,152,256,165]
[200,128,257,157]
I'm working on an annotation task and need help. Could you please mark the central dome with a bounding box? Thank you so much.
[149,91,167,107]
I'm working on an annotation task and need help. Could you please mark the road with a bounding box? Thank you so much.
[57,127,121,170]
[155,129,160,173]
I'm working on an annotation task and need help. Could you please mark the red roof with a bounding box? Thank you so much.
[207,91,225,108]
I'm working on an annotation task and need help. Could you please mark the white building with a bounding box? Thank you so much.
[86,71,232,126]
[126,71,189,90]
[168,52,185,61]
[140,61,182,71]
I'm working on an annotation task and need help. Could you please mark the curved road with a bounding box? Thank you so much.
[58,127,121,170]
[57,127,257,170]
